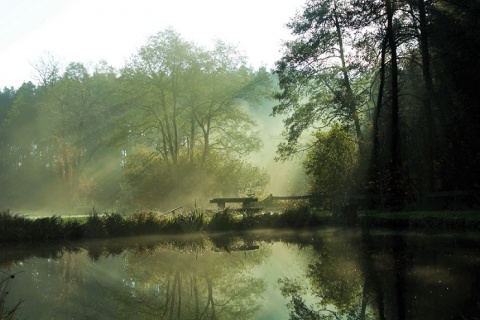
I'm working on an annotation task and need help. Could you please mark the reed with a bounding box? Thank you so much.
[6,207,477,243]
[0,271,23,320]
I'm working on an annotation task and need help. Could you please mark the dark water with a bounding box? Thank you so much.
[1,228,480,320]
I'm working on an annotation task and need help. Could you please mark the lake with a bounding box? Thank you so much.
[1,228,480,319]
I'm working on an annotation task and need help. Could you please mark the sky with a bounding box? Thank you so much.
[0,0,305,89]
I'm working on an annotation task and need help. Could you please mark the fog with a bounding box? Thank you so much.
[0,81,308,216]
[248,100,308,196]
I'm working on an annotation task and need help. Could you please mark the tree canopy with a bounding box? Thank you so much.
[274,0,480,208]
[0,29,272,212]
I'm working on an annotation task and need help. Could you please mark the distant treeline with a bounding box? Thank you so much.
[1,1,480,213]
[0,30,272,212]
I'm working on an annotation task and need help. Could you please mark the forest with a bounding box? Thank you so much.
[0,0,479,214]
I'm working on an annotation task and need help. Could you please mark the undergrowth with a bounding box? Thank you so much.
[0,205,328,243]
[1,206,478,243]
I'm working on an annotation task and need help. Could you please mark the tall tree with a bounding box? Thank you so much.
[120,29,267,165]
[273,0,369,160]
[428,0,480,191]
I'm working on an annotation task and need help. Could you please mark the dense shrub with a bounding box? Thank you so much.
[205,209,239,231]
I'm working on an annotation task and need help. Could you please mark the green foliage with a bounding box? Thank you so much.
[273,0,480,207]
[204,153,270,197]
[118,29,270,165]
[206,209,239,231]
[30,216,64,241]
[304,124,359,196]
[3,207,480,243]
[128,211,162,234]
[168,211,205,233]
[103,212,130,237]
[273,0,368,160]
[0,210,85,242]
[84,209,107,238]
[0,29,274,212]
[0,210,30,242]
[123,149,270,209]
[279,278,328,320]
[278,232,370,320]
[275,202,329,229]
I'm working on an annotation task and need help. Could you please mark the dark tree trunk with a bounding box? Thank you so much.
[386,0,403,208]
[418,0,435,193]
[368,35,388,199]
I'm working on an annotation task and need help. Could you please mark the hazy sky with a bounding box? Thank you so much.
[0,0,305,88]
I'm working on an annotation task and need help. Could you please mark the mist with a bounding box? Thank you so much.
[0,33,309,216]
[248,99,308,196]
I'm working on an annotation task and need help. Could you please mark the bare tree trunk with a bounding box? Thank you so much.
[172,93,179,163]
[189,115,195,162]
[201,119,211,164]
[160,92,176,164]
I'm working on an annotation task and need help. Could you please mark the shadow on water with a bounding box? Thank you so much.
[360,230,480,320]
[2,229,480,319]
[277,229,480,320]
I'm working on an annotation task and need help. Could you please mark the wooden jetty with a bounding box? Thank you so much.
[210,197,259,209]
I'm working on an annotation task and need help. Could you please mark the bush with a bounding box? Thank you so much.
[168,211,205,233]
[104,212,129,237]
[129,211,162,234]
[0,210,31,241]
[84,209,106,238]
[206,209,238,231]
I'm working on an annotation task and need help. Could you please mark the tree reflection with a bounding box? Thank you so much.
[279,230,461,320]
[112,236,269,319]
[5,231,479,319]
[279,230,372,320]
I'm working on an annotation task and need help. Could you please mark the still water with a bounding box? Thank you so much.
[1,228,480,320]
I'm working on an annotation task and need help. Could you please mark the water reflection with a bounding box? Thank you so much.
[1,229,480,319]
[116,237,268,319]
[278,230,480,320]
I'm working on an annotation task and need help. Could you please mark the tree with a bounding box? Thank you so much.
[427,0,480,192]
[0,82,57,208]
[123,149,269,209]
[116,29,271,207]
[273,0,369,160]
[119,30,268,167]
[120,29,195,164]
[185,43,271,163]
[36,60,124,208]
[304,124,359,196]
[115,238,269,320]
[279,233,375,320]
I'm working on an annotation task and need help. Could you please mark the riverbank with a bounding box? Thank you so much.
[1,207,479,243]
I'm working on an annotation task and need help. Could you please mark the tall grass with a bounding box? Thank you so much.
[1,271,23,320]
[0,206,330,243]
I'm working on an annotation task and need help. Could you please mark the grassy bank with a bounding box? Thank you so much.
[0,205,331,242]
[1,207,479,243]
